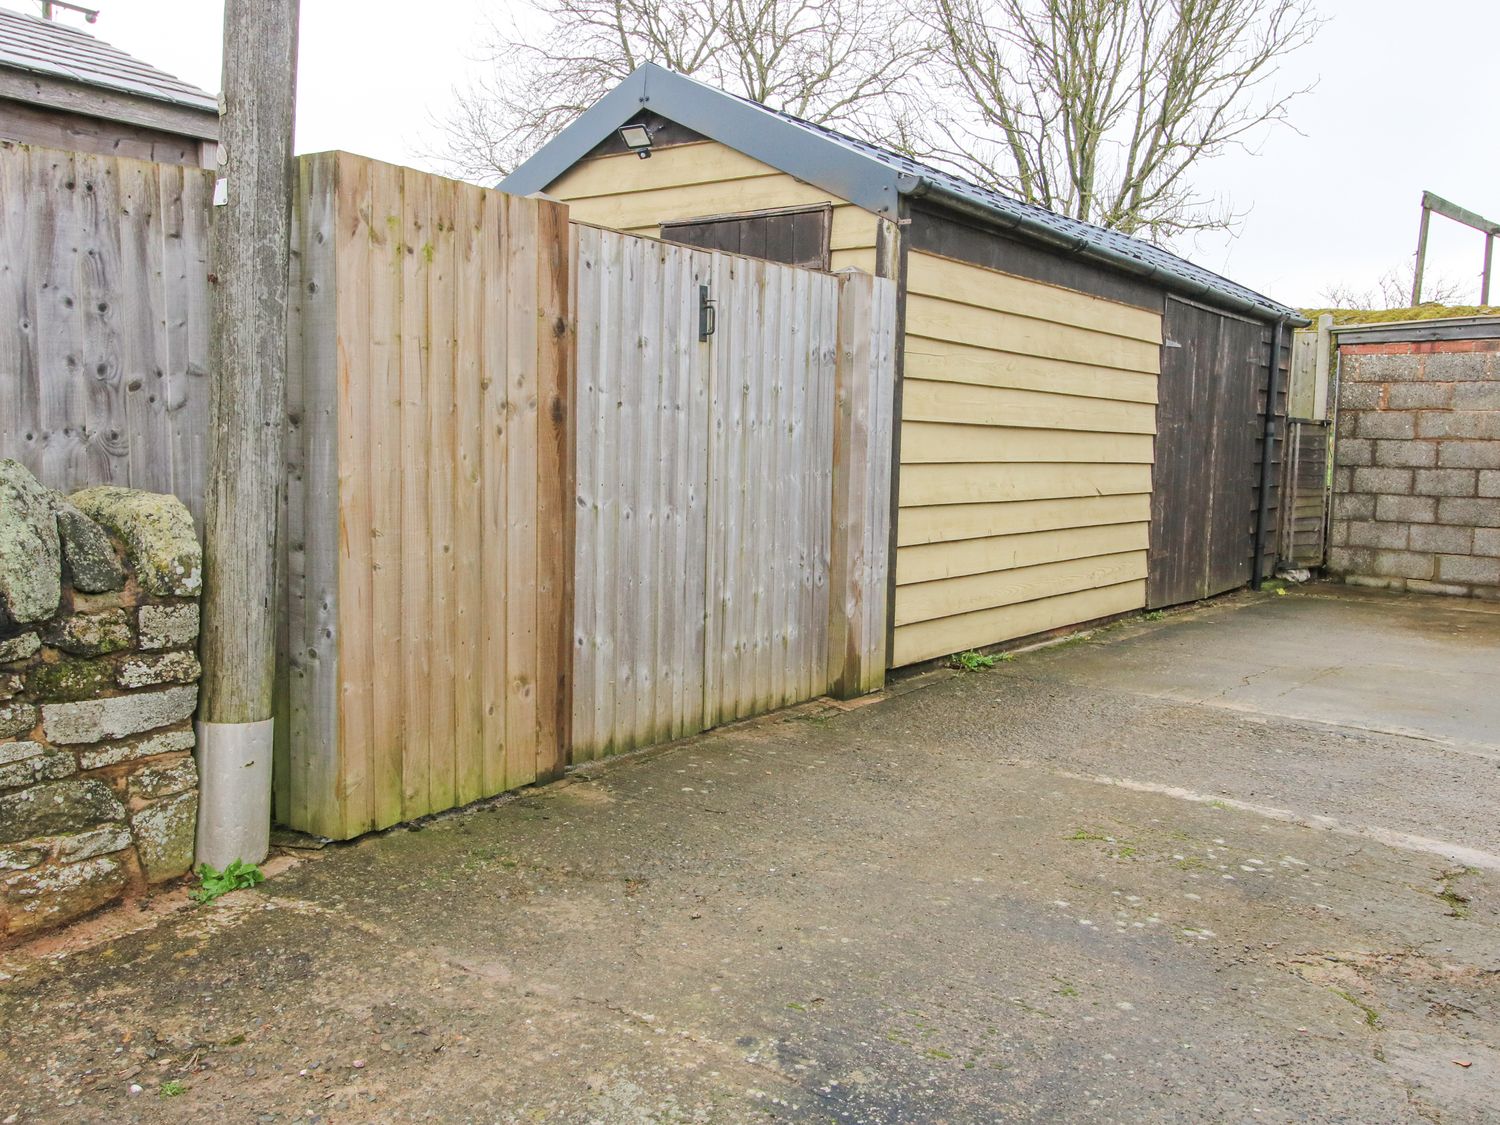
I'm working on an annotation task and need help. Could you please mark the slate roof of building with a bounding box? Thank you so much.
[503,63,1304,324]
[0,5,216,113]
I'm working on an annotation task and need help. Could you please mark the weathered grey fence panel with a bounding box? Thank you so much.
[0,142,212,525]
[1279,319,1332,568]
[572,226,888,762]
[702,252,841,727]
[572,224,713,760]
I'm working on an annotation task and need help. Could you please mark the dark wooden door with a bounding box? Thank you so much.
[660,204,832,270]
[1148,299,1266,608]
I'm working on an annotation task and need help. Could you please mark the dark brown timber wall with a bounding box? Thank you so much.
[1148,299,1286,608]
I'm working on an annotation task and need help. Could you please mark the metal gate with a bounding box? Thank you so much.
[571,225,845,761]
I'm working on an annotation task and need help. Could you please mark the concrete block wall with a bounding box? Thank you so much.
[0,461,202,941]
[1328,339,1500,598]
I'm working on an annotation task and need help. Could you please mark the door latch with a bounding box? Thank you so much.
[698,284,716,342]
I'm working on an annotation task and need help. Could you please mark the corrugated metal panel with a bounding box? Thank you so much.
[0,7,216,112]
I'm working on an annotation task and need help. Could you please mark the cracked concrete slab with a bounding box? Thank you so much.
[0,583,1496,1123]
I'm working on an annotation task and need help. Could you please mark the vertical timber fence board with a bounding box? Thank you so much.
[283,152,342,837]
[282,153,570,838]
[535,194,574,783]
[366,159,406,829]
[829,271,898,697]
[502,194,541,791]
[0,142,213,523]
[334,153,376,840]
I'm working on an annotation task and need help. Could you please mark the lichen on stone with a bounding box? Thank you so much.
[0,778,126,846]
[41,684,198,745]
[137,604,199,651]
[69,486,202,597]
[3,855,127,936]
[52,501,125,594]
[115,650,201,689]
[0,460,62,624]
[127,756,197,802]
[77,726,195,770]
[129,789,197,882]
[0,701,37,739]
[41,608,133,657]
[0,632,41,664]
[25,657,114,703]
[0,748,75,790]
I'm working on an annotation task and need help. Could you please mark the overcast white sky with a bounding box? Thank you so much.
[28,0,1500,307]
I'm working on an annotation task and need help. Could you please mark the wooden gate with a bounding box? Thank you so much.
[571,225,892,761]
[1148,298,1267,608]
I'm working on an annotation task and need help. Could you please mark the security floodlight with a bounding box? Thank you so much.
[618,124,653,159]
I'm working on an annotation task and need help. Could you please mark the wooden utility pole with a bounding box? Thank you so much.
[196,0,300,869]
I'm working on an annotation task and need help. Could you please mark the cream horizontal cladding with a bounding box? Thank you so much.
[545,139,883,255]
[898,495,1154,547]
[898,522,1151,585]
[893,581,1147,667]
[893,249,1162,666]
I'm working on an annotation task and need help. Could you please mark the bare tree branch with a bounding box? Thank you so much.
[1319,262,1471,311]
[920,0,1322,242]
[428,0,936,182]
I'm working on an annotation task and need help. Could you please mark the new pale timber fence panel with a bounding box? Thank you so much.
[0,141,213,526]
[571,225,895,762]
[276,152,572,840]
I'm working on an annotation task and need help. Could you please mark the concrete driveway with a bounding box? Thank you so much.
[2,583,1498,1123]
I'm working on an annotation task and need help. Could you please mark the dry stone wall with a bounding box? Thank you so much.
[0,460,202,940]
[1328,339,1500,598]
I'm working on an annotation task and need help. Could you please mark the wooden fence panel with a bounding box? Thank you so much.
[572,227,877,760]
[0,142,212,525]
[571,226,714,761]
[702,255,844,726]
[1279,421,1330,568]
[279,153,571,839]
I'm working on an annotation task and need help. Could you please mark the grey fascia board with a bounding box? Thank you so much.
[500,63,906,215]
